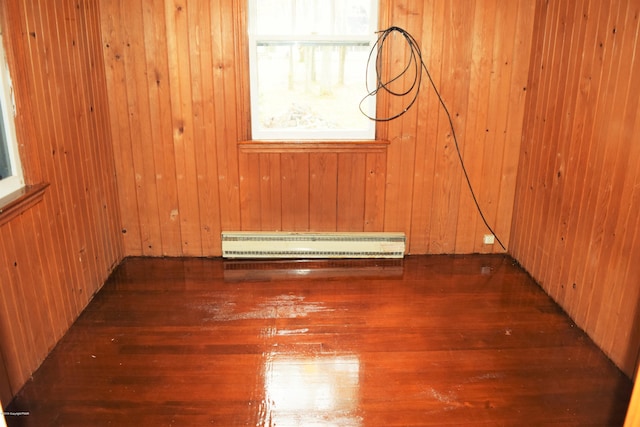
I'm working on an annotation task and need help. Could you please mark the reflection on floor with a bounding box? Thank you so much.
[264,354,360,425]
[4,254,634,426]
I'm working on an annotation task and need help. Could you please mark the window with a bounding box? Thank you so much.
[0,29,23,200]
[248,0,378,140]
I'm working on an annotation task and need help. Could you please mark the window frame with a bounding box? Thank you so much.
[247,0,379,141]
[0,28,24,200]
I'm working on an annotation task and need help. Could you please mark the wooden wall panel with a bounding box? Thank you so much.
[281,153,310,231]
[102,0,245,257]
[98,0,535,256]
[363,152,386,231]
[511,0,640,377]
[237,149,387,234]
[309,153,337,231]
[0,0,123,400]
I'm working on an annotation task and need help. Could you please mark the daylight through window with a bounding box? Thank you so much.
[0,29,24,199]
[248,0,378,140]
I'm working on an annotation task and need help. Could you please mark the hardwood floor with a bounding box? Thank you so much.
[4,255,633,426]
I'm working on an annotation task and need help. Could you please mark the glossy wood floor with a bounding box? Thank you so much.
[4,255,633,426]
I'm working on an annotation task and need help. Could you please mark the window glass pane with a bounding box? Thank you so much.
[0,27,23,197]
[254,41,373,135]
[0,105,11,180]
[255,0,373,36]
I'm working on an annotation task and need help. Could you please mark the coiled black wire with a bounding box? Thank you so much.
[361,26,506,250]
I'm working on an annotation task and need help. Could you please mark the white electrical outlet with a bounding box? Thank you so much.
[483,234,495,245]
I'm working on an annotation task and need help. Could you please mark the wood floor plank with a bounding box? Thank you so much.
[4,255,632,426]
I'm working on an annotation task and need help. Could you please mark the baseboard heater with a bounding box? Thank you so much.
[221,231,405,259]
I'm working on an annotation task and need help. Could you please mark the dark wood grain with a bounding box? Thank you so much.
[5,255,632,426]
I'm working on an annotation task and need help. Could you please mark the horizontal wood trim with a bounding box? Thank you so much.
[238,140,390,153]
[0,183,49,228]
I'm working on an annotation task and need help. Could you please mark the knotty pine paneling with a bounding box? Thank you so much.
[0,0,123,401]
[99,0,535,256]
[511,0,640,377]
[238,147,387,232]
[101,0,244,256]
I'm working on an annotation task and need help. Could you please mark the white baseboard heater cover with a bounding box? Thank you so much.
[221,231,406,259]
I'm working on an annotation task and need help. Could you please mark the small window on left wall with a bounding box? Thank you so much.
[0,28,24,200]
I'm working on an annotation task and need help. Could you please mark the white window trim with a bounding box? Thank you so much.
[0,29,24,199]
[247,0,379,141]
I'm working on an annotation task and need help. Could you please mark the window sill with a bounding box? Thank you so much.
[0,183,49,228]
[238,140,389,153]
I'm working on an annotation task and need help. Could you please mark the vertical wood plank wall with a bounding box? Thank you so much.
[0,0,638,407]
[0,0,123,400]
[99,0,535,257]
[511,0,640,377]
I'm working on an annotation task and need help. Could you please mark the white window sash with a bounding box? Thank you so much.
[0,30,25,199]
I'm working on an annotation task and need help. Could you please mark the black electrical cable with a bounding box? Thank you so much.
[361,26,506,251]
